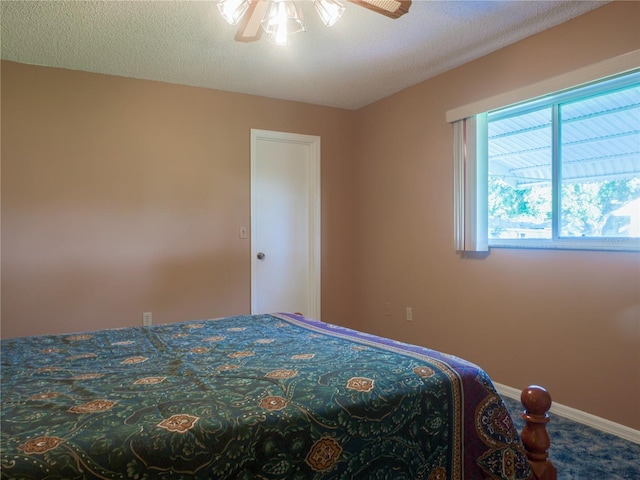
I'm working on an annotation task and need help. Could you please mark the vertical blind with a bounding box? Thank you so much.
[452,115,488,252]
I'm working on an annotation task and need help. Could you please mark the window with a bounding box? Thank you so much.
[487,71,640,250]
[452,65,640,252]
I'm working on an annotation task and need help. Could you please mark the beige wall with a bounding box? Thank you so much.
[1,62,356,337]
[352,1,640,429]
[1,1,638,429]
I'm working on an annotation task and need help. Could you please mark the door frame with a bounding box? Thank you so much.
[250,129,321,319]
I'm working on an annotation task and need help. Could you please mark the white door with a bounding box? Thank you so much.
[251,129,321,319]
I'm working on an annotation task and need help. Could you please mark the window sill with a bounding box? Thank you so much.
[488,238,640,252]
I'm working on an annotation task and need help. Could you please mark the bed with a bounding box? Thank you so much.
[1,313,555,479]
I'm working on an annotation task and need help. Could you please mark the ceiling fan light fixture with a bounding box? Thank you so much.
[261,1,305,46]
[218,0,410,45]
[217,0,251,25]
[313,0,345,27]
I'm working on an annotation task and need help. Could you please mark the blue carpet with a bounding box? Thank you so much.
[501,396,640,480]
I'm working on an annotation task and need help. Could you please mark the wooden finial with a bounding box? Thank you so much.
[520,385,557,480]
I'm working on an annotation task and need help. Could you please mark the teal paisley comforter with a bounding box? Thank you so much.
[1,313,533,479]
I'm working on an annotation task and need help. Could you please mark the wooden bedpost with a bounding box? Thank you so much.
[520,385,557,480]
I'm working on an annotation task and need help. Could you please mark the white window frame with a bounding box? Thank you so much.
[487,70,640,251]
[449,50,640,253]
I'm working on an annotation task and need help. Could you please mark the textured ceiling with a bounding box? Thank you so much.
[1,0,609,110]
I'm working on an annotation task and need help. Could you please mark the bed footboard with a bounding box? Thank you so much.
[520,385,557,480]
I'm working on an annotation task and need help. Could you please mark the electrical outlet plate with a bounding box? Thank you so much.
[143,312,152,326]
[406,307,413,322]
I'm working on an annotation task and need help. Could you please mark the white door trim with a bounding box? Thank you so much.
[250,129,321,319]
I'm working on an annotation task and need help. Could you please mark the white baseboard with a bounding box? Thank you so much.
[493,382,640,445]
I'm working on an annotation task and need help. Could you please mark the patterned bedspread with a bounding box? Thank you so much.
[1,313,533,479]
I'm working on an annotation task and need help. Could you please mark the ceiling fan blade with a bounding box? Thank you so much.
[349,0,411,19]
[234,0,269,43]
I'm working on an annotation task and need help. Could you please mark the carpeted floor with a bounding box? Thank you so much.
[501,395,640,480]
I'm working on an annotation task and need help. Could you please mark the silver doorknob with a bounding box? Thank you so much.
[257,252,266,260]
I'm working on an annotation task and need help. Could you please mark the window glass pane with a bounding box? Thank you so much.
[488,108,553,239]
[559,85,640,238]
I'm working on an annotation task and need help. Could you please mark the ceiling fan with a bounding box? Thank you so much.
[217,0,412,45]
